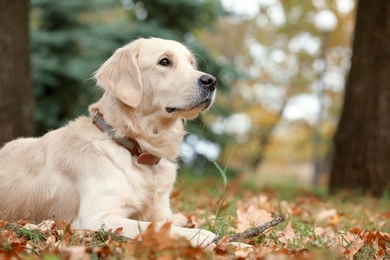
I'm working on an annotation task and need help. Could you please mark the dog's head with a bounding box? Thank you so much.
[94,38,216,120]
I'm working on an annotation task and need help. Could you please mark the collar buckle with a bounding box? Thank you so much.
[92,110,161,165]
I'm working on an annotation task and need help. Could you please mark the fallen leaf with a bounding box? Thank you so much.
[344,236,366,260]
[37,220,55,232]
[315,208,337,222]
[61,246,87,260]
[46,234,56,246]
[236,205,274,233]
[23,223,39,230]
[359,230,390,249]
[276,219,295,245]
[234,246,255,259]
[214,235,230,255]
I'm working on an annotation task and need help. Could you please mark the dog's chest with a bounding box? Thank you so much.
[121,159,177,216]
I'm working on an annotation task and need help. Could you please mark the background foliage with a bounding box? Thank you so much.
[30,0,360,186]
[31,0,239,173]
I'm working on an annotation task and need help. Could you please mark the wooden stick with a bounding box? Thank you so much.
[211,215,285,244]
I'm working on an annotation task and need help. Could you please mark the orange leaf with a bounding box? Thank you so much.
[114,227,123,235]
[350,227,363,235]
[236,205,274,233]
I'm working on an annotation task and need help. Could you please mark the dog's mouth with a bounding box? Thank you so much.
[166,97,213,114]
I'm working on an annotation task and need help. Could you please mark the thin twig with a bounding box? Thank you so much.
[211,215,285,244]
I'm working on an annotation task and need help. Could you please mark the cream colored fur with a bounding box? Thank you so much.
[0,38,219,247]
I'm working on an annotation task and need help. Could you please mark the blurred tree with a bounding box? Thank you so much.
[329,0,390,197]
[31,1,120,134]
[0,1,35,145]
[197,0,354,173]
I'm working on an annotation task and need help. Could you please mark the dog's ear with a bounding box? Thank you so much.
[94,42,142,107]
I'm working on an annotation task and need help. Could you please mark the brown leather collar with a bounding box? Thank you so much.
[92,110,161,165]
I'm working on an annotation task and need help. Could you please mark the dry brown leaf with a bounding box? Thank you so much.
[189,209,210,228]
[314,226,338,241]
[37,220,55,232]
[236,205,274,233]
[338,232,357,247]
[61,246,87,260]
[46,234,56,246]
[351,229,390,250]
[132,221,205,259]
[386,245,390,255]
[276,219,295,245]
[1,230,26,245]
[25,241,35,254]
[344,236,366,260]
[139,222,173,250]
[315,208,337,223]
[342,228,390,259]
[23,223,39,230]
[114,227,123,235]
[234,246,255,259]
[214,235,230,255]
[350,227,362,234]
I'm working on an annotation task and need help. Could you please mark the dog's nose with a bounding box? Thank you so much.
[199,74,217,91]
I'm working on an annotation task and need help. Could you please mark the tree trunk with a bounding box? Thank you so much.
[0,1,35,145]
[329,0,390,197]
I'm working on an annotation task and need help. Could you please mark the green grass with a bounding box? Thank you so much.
[1,164,389,259]
[177,168,390,257]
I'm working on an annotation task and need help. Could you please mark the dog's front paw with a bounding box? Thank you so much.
[186,228,217,248]
[171,227,216,248]
[170,213,189,227]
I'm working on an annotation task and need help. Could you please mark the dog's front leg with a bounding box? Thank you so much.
[152,188,189,227]
[83,215,216,248]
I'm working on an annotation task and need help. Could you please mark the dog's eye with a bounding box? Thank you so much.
[159,58,171,67]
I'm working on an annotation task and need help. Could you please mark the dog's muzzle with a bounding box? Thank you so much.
[166,74,217,113]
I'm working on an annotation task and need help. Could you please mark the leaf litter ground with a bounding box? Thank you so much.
[1,174,389,259]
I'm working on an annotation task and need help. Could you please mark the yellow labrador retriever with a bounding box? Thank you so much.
[0,38,218,247]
